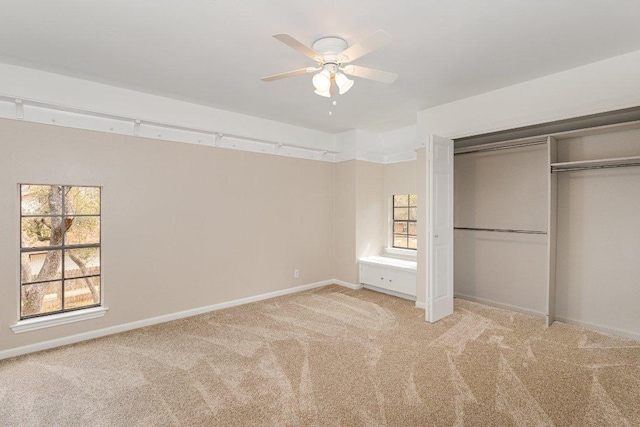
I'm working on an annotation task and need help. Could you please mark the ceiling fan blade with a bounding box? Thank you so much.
[261,67,318,82]
[338,30,393,63]
[342,65,398,84]
[273,34,322,62]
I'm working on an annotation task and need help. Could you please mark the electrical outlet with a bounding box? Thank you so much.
[294,269,300,278]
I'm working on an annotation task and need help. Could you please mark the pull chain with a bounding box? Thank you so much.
[329,100,337,116]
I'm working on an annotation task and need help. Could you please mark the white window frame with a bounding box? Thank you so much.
[386,194,417,259]
[11,184,107,333]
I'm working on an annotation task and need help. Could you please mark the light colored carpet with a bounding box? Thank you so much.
[1,285,639,426]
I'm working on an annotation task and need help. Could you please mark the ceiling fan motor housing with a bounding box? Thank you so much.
[312,37,348,66]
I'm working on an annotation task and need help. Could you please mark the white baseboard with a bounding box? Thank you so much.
[553,316,640,342]
[454,293,546,318]
[415,301,425,309]
[333,279,363,290]
[0,279,348,361]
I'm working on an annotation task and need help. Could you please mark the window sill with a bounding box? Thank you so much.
[10,306,109,334]
[384,247,417,259]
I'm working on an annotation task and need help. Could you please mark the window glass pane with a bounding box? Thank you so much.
[65,248,100,279]
[408,223,417,236]
[65,187,100,215]
[394,207,408,220]
[21,185,63,216]
[394,221,407,234]
[409,207,417,221]
[64,277,100,309]
[393,235,408,248]
[21,250,63,283]
[65,216,100,245]
[391,194,417,250]
[21,281,62,317]
[393,194,408,207]
[20,253,33,283]
[21,217,66,248]
[408,236,418,249]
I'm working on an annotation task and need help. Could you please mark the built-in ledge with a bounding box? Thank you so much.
[10,306,109,334]
[359,256,417,299]
[383,247,417,259]
[359,255,417,272]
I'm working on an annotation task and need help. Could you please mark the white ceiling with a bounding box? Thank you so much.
[1,0,640,134]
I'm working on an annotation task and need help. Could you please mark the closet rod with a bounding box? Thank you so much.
[455,140,547,156]
[552,162,640,173]
[454,227,547,235]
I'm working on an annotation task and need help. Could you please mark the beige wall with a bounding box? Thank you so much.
[355,161,386,261]
[0,119,335,352]
[334,161,357,284]
[454,144,549,315]
[333,160,390,285]
[384,160,417,198]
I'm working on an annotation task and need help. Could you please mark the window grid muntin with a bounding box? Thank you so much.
[19,185,101,320]
[392,194,417,250]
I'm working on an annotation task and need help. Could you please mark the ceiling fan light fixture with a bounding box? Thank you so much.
[314,87,331,98]
[312,69,331,91]
[335,72,354,95]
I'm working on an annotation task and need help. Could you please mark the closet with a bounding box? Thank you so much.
[454,139,549,319]
[455,120,640,338]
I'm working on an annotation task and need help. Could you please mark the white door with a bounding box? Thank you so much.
[427,135,454,322]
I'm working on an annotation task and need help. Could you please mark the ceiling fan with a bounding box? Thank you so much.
[261,30,398,98]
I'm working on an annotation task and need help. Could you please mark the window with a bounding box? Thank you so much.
[393,194,417,250]
[20,185,101,319]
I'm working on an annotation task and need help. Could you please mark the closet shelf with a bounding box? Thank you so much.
[551,155,640,172]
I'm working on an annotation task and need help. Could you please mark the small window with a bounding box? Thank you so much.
[393,194,417,250]
[20,185,101,319]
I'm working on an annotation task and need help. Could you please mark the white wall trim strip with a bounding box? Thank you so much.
[0,95,418,165]
[385,150,417,163]
[0,96,339,163]
[0,279,357,361]
[334,150,417,164]
[0,64,417,165]
[0,64,335,149]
